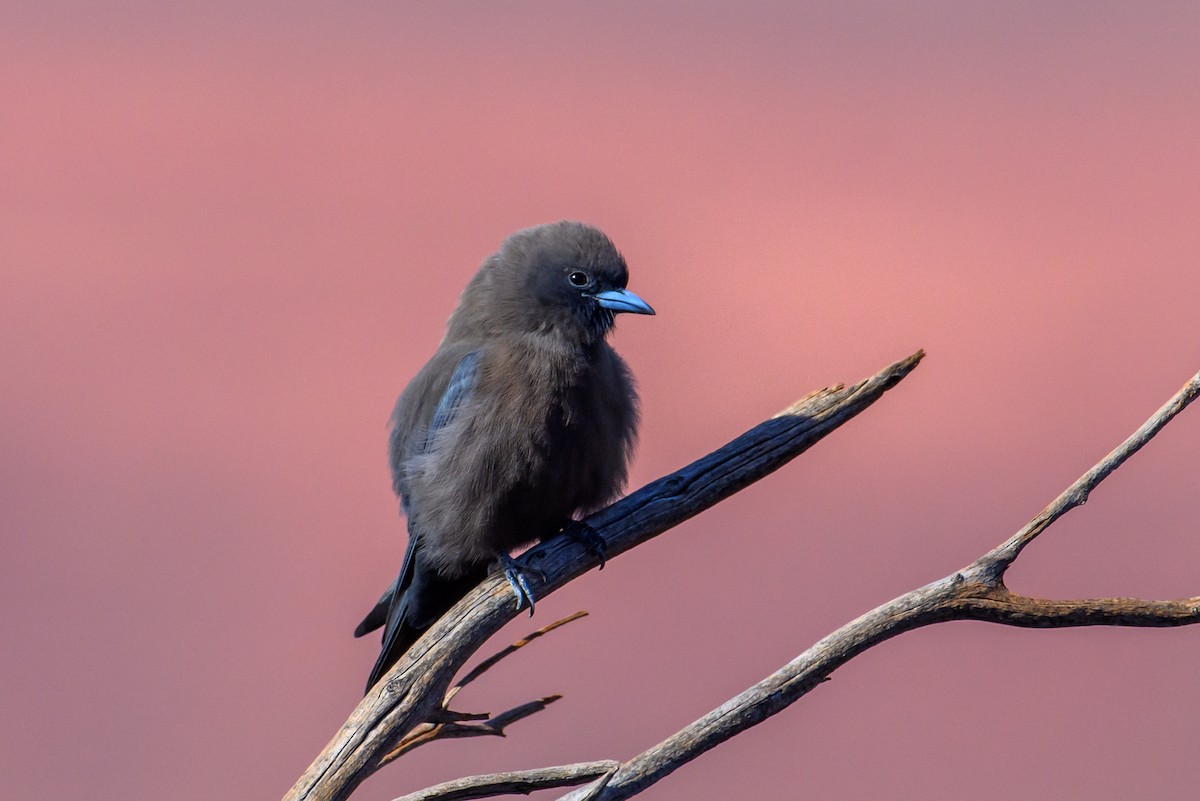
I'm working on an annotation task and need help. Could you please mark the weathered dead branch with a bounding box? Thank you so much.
[555,367,1200,801]
[285,351,925,801]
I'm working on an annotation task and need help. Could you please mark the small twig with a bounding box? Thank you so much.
[485,695,564,732]
[390,761,620,801]
[448,611,589,703]
[379,612,589,765]
[429,710,490,724]
[382,695,564,764]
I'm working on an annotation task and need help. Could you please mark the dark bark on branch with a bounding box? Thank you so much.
[285,351,925,801]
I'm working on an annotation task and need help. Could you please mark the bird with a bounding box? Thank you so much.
[354,221,654,693]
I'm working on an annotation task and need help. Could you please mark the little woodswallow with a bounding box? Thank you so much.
[355,221,654,693]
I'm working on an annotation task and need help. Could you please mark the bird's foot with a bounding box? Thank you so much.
[565,521,607,570]
[496,553,540,616]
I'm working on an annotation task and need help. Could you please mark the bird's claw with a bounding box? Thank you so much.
[566,521,608,570]
[496,553,539,616]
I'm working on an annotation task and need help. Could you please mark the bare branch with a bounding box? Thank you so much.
[554,366,1200,796]
[556,574,965,801]
[955,589,1200,628]
[555,366,1200,801]
[390,761,619,801]
[563,579,1200,801]
[285,351,925,801]
[977,369,1200,579]
[562,586,1200,801]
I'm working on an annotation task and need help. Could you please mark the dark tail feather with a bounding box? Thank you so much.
[363,616,423,694]
[354,579,397,638]
[363,559,488,694]
[358,526,424,688]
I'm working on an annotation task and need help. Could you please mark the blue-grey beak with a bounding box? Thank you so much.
[592,288,655,316]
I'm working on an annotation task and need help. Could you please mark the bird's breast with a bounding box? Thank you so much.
[410,338,636,569]
[485,342,634,538]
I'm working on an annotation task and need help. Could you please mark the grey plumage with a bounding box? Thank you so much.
[355,221,653,693]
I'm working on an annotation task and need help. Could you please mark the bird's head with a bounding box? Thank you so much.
[458,221,654,344]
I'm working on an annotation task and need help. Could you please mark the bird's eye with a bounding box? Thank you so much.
[568,271,590,287]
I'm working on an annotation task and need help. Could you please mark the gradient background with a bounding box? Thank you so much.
[4,3,1199,800]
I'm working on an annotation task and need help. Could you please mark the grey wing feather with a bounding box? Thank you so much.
[421,350,480,453]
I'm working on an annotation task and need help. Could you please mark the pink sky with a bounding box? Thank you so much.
[3,3,1199,799]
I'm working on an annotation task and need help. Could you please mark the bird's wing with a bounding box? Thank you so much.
[420,350,480,454]
[359,351,482,690]
[388,342,480,502]
[357,350,480,639]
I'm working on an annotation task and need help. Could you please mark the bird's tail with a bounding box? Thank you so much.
[354,578,396,638]
[358,553,488,694]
